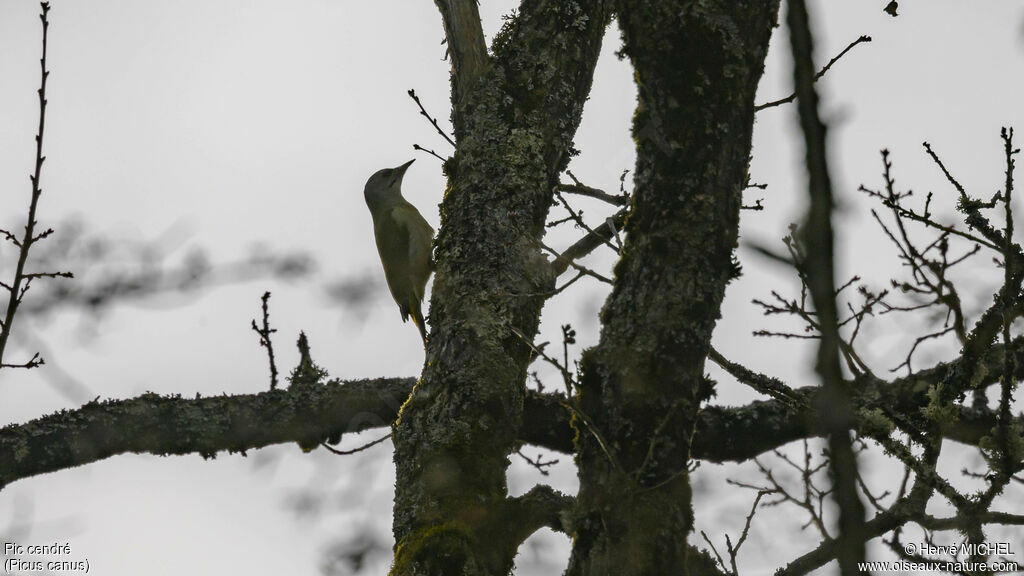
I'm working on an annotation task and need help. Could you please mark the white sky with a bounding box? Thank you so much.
[1,1,1023,575]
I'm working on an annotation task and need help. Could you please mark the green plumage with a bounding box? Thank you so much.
[364,160,434,344]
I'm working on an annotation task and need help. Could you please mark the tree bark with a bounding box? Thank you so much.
[568,3,780,574]
[390,2,611,574]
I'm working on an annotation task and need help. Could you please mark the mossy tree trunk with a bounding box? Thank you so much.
[390,1,611,574]
[568,2,780,575]
[392,1,782,575]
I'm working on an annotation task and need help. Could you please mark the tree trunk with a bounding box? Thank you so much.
[568,2,780,574]
[390,2,611,574]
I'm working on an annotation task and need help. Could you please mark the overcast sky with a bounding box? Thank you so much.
[1,2,1023,575]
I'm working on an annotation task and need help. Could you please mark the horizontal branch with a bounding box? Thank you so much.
[0,375,811,490]
[0,377,412,489]
[5,333,1023,489]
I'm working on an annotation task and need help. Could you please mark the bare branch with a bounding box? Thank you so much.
[556,183,628,206]
[250,291,279,390]
[554,189,621,254]
[0,2,63,370]
[550,207,629,276]
[0,351,44,370]
[321,433,392,456]
[515,449,559,476]
[558,170,629,206]
[542,242,613,284]
[709,346,804,407]
[755,35,872,112]
[0,377,414,490]
[787,1,866,570]
[412,143,447,163]
[408,89,456,149]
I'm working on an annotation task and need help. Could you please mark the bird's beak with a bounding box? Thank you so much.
[395,159,415,176]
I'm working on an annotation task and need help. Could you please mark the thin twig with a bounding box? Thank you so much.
[554,190,620,255]
[408,89,456,148]
[509,324,574,395]
[0,3,69,370]
[996,126,1018,480]
[250,291,279,390]
[542,242,613,284]
[515,449,559,476]
[709,346,805,407]
[413,143,447,162]
[321,433,392,456]
[550,207,629,277]
[556,183,629,206]
[756,35,872,112]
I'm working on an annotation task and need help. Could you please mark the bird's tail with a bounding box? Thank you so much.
[410,302,428,346]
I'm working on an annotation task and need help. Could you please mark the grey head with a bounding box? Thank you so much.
[364,159,415,212]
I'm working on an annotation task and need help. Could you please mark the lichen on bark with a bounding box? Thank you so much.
[568,2,781,575]
[390,2,611,574]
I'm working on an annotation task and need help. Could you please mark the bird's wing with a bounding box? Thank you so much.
[374,207,414,322]
[375,202,434,323]
[398,203,435,300]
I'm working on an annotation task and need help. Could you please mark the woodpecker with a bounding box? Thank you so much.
[363,159,434,344]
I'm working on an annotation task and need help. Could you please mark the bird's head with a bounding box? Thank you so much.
[364,159,415,210]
